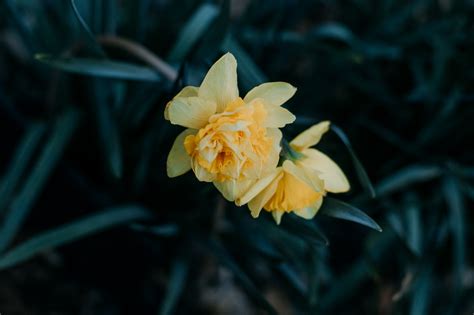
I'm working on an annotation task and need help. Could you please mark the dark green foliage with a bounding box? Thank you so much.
[0,0,472,314]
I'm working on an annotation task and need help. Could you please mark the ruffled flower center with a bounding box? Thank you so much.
[184,98,273,182]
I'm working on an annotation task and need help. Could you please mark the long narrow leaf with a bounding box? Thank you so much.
[331,125,376,198]
[442,176,466,294]
[319,197,382,232]
[167,4,219,62]
[0,122,46,215]
[69,0,106,57]
[376,164,442,196]
[207,239,277,315]
[93,79,123,178]
[36,55,162,81]
[159,257,189,315]
[0,109,80,253]
[0,205,151,269]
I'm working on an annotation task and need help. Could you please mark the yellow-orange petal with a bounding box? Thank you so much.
[198,53,239,113]
[300,148,350,193]
[214,178,254,202]
[167,96,216,129]
[167,129,196,177]
[290,121,330,151]
[244,82,296,107]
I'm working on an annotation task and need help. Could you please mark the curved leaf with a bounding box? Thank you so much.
[319,197,382,232]
[36,55,162,81]
[0,205,151,270]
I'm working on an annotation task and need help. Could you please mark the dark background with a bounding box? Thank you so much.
[0,0,473,314]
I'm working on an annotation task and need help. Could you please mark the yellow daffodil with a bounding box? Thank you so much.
[237,121,350,224]
[165,53,297,201]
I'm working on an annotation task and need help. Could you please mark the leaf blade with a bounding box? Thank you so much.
[319,197,382,232]
[36,55,162,81]
[0,205,151,269]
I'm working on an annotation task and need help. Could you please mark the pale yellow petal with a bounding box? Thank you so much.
[167,129,196,177]
[247,172,283,218]
[164,86,199,120]
[175,86,199,98]
[244,82,297,107]
[262,103,296,128]
[261,128,282,175]
[237,170,282,206]
[198,53,239,112]
[272,210,285,225]
[167,96,216,129]
[300,148,350,193]
[290,121,331,151]
[192,162,215,182]
[282,160,324,193]
[293,197,323,219]
[214,178,254,202]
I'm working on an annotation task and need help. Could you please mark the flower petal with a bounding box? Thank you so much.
[214,178,254,202]
[192,162,215,182]
[164,86,199,120]
[293,197,323,219]
[282,160,324,193]
[261,128,282,175]
[167,96,216,129]
[237,169,282,205]
[290,121,331,151]
[167,129,196,177]
[199,53,239,112]
[272,210,285,225]
[244,82,297,107]
[300,148,350,193]
[247,173,283,218]
[262,103,296,128]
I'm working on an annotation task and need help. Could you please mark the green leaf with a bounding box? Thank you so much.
[282,214,329,246]
[0,109,80,253]
[376,164,442,196]
[410,266,432,315]
[92,79,123,178]
[312,23,354,44]
[69,0,107,57]
[0,205,151,270]
[331,125,376,198]
[207,239,277,315]
[442,176,466,294]
[319,197,382,232]
[222,35,267,89]
[35,55,162,81]
[159,257,189,315]
[167,4,220,62]
[0,122,46,215]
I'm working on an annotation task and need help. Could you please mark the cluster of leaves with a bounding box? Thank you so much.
[0,0,472,314]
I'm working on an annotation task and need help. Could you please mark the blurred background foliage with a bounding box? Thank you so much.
[0,0,473,314]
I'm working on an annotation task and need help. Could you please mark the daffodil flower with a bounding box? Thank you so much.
[165,53,296,201]
[237,121,350,224]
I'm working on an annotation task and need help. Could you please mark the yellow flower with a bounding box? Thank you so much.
[237,121,350,224]
[165,53,297,201]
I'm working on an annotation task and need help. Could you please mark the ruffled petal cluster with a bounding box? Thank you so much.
[165,53,349,224]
